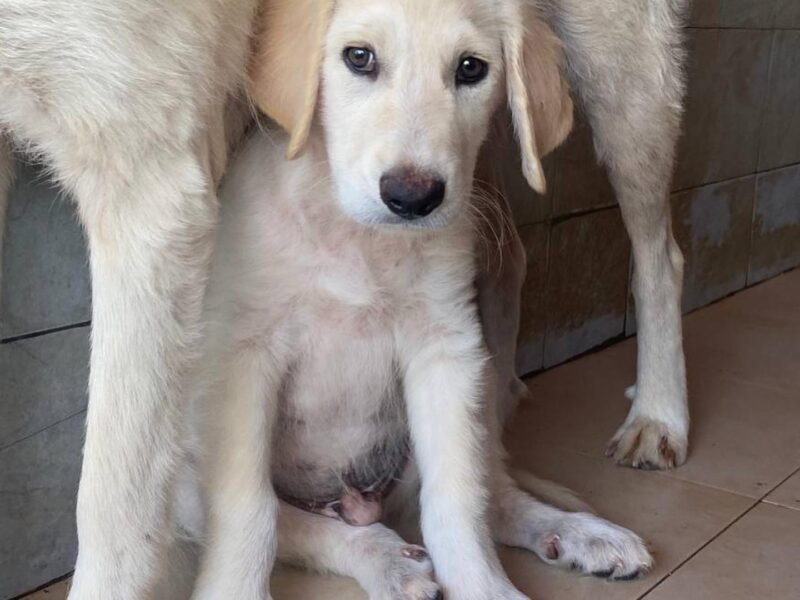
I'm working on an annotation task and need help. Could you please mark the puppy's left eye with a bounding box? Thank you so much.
[456,56,488,86]
[343,46,378,76]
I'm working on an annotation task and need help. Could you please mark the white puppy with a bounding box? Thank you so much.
[182,1,652,598]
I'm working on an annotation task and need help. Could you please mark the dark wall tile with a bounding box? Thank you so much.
[0,327,89,450]
[774,0,800,28]
[749,164,800,283]
[543,209,630,367]
[690,0,776,28]
[674,29,772,190]
[479,109,551,227]
[672,177,755,312]
[758,31,800,171]
[516,224,549,375]
[0,412,83,599]
[1,161,90,339]
[548,114,616,217]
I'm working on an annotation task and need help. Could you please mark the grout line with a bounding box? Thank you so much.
[1,320,91,344]
[746,27,777,286]
[670,160,800,195]
[635,497,761,599]
[521,266,800,380]
[489,160,800,230]
[686,26,800,32]
[636,460,800,597]
[548,203,619,226]
[753,30,778,176]
[0,408,86,453]
[10,571,73,600]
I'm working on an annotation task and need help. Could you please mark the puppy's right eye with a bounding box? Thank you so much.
[343,47,377,76]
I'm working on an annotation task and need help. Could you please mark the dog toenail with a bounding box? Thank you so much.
[614,570,642,581]
[606,441,618,457]
[592,569,615,579]
[432,591,444,600]
[659,436,677,466]
[401,545,429,561]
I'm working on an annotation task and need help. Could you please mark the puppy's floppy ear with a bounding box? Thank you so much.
[248,0,335,158]
[504,1,573,194]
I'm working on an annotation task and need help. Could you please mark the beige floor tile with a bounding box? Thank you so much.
[21,578,70,599]
[662,374,800,497]
[765,470,800,511]
[720,269,800,324]
[644,503,800,600]
[503,321,787,505]
[512,337,800,499]
[512,338,639,458]
[501,447,752,600]
[682,297,800,394]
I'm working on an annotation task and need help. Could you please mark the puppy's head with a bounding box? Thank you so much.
[250,0,572,228]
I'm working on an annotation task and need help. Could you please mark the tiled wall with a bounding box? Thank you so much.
[512,2,800,374]
[1,2,799,597]
[1,164,89,598]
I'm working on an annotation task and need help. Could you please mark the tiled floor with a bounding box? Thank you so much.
[23,270,800,600]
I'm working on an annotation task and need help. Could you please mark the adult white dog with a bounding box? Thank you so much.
[0,0,689,598]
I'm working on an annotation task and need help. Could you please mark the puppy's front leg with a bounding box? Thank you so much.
[399,307,526,600]
[191,341,284,600]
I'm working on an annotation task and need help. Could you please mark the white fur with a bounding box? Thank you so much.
[1,1,259,597]
[0,0,688,597]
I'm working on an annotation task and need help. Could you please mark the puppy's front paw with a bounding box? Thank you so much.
[535,513,652,581]
[606,416,687,470]
[372,544,442,600]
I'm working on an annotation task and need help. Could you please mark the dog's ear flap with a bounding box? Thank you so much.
[248,0,335,159]
[504,2,573,194]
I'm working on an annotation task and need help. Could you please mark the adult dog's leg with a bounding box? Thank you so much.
[68,140,224,598]
[278,503,441,600]
[0,2,258,595]
[548,1,690,468]
[491,466,652,580]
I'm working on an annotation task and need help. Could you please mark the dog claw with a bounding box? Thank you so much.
[592,568,614,579]
[614,569,644,581]
[401,545,429,562]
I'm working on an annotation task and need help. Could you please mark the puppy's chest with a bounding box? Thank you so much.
[288,238,433,333]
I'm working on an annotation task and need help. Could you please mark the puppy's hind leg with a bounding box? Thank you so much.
[550,1,690,469]
[191,343,284,600]
[277,503,442,600]
[491,468,652,581]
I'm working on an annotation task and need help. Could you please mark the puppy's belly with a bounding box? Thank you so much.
[271,329,409,514]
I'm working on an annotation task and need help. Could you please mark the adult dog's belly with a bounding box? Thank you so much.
[270,325,410,523]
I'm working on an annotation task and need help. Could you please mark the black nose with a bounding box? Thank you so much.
[379,168,446,220]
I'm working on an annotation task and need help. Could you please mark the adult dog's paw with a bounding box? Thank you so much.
[535,513,652,581]
[606,417,687,470]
